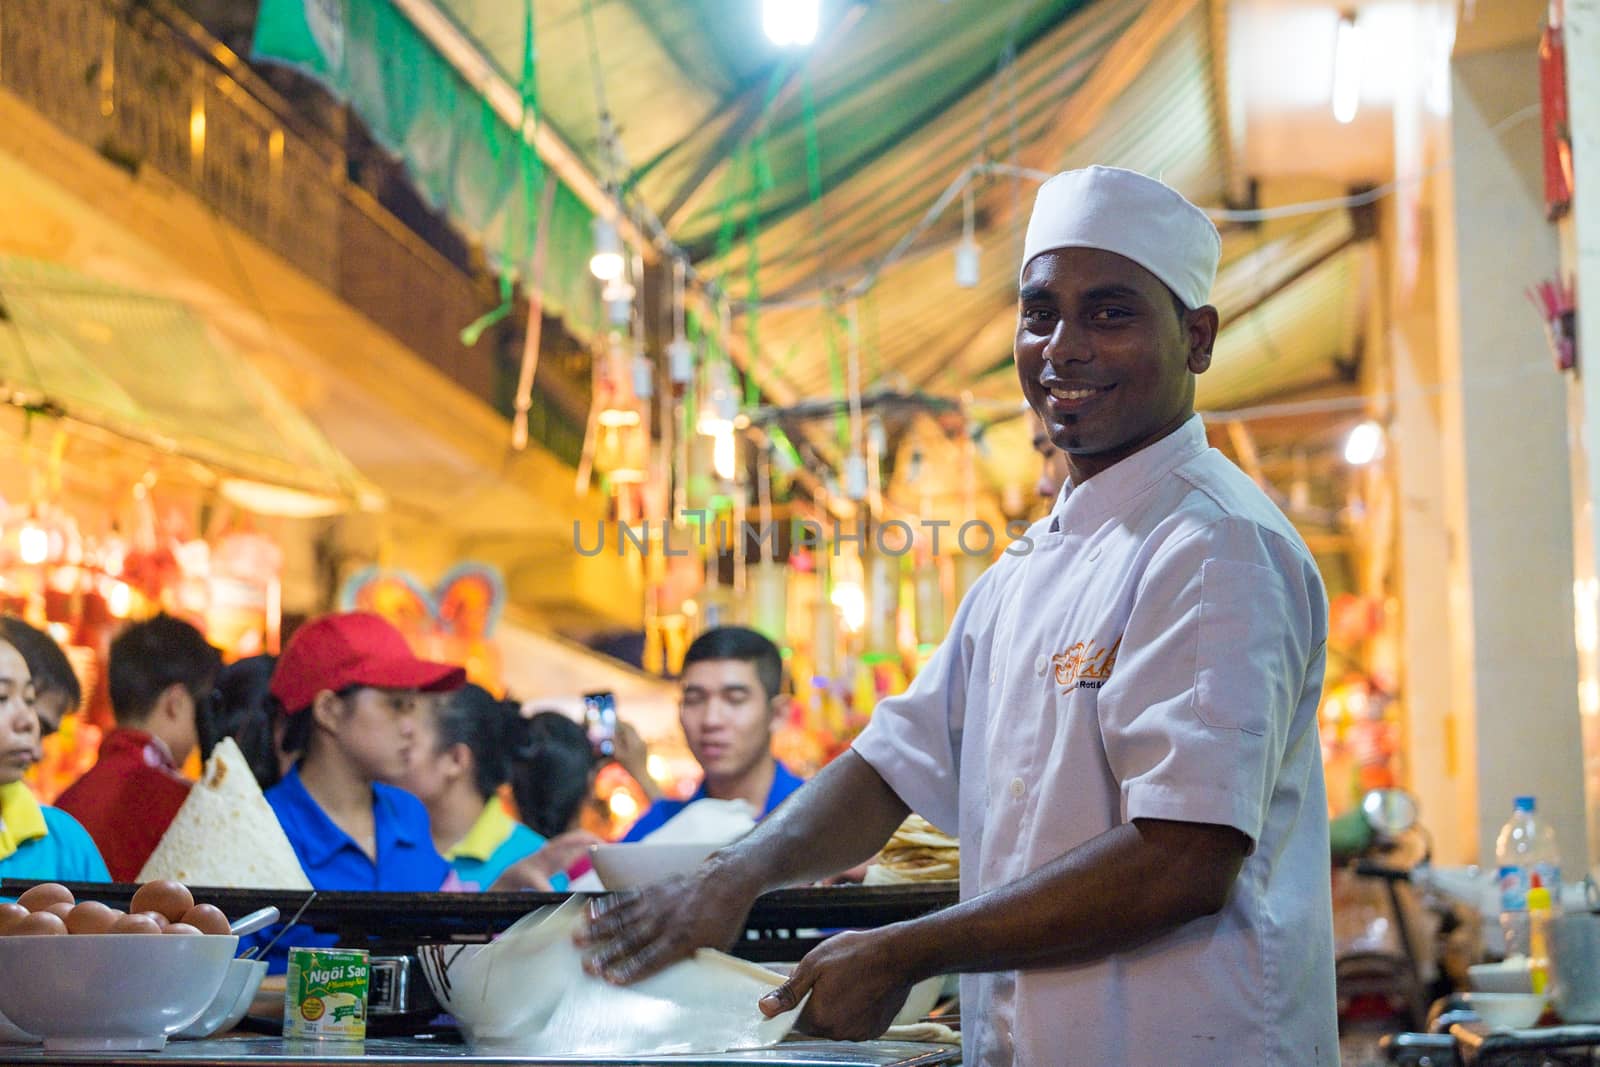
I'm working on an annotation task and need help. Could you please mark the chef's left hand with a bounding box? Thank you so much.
[758,929,915,1041]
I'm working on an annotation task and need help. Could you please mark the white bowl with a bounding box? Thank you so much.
[590,842,720,890]
[176,957,268,1039]
[1463,992,1547,1030]
[0,934,237,1051]
[1469,958,1536,994]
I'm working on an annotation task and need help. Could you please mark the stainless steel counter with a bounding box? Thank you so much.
[1,1037,960,1066]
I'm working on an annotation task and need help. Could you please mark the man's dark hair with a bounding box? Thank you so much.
[508,710,596,838]
[108,615,221,726]
[0,615,81,713]
[681,626,783,703]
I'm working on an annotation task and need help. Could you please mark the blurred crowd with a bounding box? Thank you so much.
[0,611,809,972]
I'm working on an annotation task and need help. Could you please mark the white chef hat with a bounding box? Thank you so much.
[1020,165,1222,310]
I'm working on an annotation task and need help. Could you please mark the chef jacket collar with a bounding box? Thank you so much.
[1050,414,1209,534]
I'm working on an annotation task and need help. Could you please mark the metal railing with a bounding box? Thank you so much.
[0,0,587,468]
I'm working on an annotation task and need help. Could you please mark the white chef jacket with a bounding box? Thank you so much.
[853,415,1337,1066]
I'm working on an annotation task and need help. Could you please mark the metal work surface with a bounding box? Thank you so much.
[0,1037,960,1066]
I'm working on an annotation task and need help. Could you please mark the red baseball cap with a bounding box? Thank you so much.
[270,612,466,715]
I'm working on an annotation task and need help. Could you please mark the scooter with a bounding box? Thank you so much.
[1332,789,1445,1037]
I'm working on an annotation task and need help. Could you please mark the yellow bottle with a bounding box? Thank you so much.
[1528,875,1553,996]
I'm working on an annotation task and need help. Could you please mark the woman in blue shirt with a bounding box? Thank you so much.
[251,612,467,973]
[398,684,558,890]
[0,634,109,886]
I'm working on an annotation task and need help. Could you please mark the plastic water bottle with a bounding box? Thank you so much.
[1496,795,1563,957]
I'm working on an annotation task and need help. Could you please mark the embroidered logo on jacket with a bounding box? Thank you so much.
[1052,637,1121,691]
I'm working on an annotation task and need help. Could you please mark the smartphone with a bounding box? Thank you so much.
[583,691,618,758]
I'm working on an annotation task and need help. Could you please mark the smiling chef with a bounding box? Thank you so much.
[580,166,1339,1066]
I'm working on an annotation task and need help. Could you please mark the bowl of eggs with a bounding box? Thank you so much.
[0,881,238,1051]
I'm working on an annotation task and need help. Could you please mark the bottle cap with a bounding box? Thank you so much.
[1515,796,1537,812]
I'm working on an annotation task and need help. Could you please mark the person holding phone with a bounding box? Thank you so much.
[619,627,804,843]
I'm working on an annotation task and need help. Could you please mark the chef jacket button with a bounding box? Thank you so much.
[1009,777,1026,799]
[1034,654,1048,675]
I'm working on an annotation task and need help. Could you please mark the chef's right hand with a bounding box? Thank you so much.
[575,858,759,984]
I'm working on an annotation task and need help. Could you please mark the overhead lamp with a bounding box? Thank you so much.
[1343,420,1384,466]
[589,215,625,281]
[843,453,868,501]
[1331,11,1363,125]
[763,0,818,46]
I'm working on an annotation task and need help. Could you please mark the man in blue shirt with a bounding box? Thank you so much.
[623,627,805,842]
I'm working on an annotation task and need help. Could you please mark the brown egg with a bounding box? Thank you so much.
[64,901,121,935]
[0,903,28,931]
[131,910,170,930]
[108,912,163,935]
[16,883,73,912]
[129,881,193,923]
[162,922,201,936]
[0,910,67,936]
[43,901,75,920]
[177,904,230,936]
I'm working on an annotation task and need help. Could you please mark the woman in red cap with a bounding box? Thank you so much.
[251,611,467,972]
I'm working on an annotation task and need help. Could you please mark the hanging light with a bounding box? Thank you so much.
[1343,420,1384,465]
[955,184,980,288]
[18,521,48,566]
[762,0,818,46]
[1331,11,1363,125]
[590,215,625,281]
[831,579,865,633]
[668,258,694,387]
[697,360,738,435]
[712,428,738,480]
[632,345,655,401]
[843,454,868,501]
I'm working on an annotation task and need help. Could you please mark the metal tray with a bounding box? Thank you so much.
[0,1036,960,1066]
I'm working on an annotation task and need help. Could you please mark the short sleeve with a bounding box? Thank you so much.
[1096,519,1320,843]
[43,807,111,882]
[852,564,996,834]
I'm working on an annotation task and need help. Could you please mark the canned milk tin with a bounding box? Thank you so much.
[284,947,369,1040]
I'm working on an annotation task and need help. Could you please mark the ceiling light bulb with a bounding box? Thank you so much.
[1343,420,1384,466]
[1331,12,1363,125]
[18,523,48,566]
[590,216,624,281]
[763,0,818,46]
[632,349,654,400]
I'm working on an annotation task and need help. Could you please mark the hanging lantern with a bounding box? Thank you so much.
[953,550,989,608]
[863,550,900,659]
[750,560,788,645]
[696,360,738,435]
[812,598,840,681]
[668,338,694,388]
[632,345,655,401]
[913,564,944,647]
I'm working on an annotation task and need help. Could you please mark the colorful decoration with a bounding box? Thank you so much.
[339,562,507,693]
[1528,275,1578,373]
